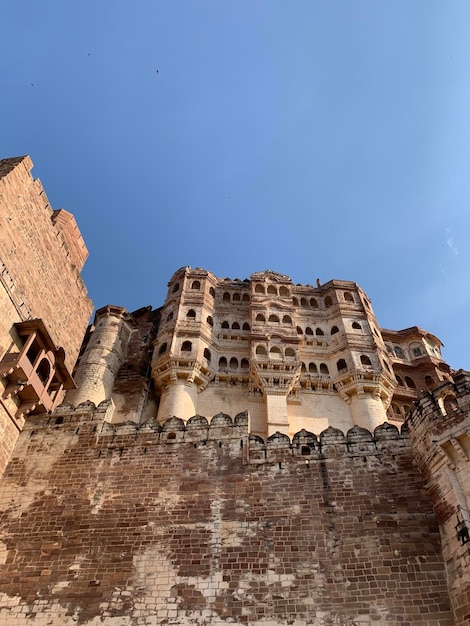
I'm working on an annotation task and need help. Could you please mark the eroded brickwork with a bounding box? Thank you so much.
[0,406,453,625]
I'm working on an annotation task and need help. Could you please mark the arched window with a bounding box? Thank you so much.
[233,293,240,302]
[293,297,299,306]
[256,313,265,322]
[255,284,265,294]
[167,311,174,322]
[305,327,313,335]
[203,348,211,362]
[230,357,238,369]
[337,359,348,372]
[241,358,249,369]
[172,283,180,293]
[297,326,303,334]
[209,287,215,297]
[425,375,434,390]
[285,347,295,357]
[281,315,291,325]
[232,321,240,330]
[320,363,329,375]
[279,286,289,297]
[158,343,167,356]
[187,309,196,319]
[360,355,372,366]
[352,322,361,330]
[223,292,231,302]
[394,346,405,359]
[181,341,192,352]
[206,316,213,327]
[344,292,354,302]
[36,358,51,385]
[391,403,401,417]
[309,362,318,374]
[191,280,201,290]
[411,344,423,358]
[301,362,307,372]
[243,322,250,331]
[396,375,404,386]
[443,395,458,414]
[310,298,318,308]
[268,314,279,323]
[324,296,333,307]
[300,297,308,306]
[315,328,324,336]
[405,376,416,389]
[219,356,227,368]
[242,293,250,302]
[267,285,277,295]
[255,345,267,355]
[270,346,282,357]
[331,326,339,335]
[222,321,229,329]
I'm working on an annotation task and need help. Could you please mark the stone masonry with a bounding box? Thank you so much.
[0,155,469,625]
[0,404,455,625]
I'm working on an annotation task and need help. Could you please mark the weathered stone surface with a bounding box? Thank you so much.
[0,409,454,625]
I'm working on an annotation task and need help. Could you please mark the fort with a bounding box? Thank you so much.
[0,156,469,624]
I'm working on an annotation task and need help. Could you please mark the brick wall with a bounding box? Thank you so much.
[0,156,93,370]
[0,406,453,625]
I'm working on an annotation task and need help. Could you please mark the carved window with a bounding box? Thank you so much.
[181,341,192,352]
[337,359,348,372]
[191,280,201,290]
[310,298,318,308]
[331,326,339,335]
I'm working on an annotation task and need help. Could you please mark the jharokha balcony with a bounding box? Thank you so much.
[0,320,75,418]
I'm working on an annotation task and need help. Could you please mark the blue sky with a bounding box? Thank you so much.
[1,1,469,369]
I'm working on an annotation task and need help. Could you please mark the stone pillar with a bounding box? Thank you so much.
[157,382,198,422]
[67,306,135,406]
[265,393,289,437]
[349,392,388,431]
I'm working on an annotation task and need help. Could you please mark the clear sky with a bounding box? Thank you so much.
[1,1,469,369]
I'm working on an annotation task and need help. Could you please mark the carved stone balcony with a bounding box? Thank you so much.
[0,320,75,418]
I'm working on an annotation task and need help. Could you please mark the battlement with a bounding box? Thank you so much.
[24,401,411,466]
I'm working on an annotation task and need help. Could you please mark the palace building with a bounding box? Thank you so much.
[0,156,468,625]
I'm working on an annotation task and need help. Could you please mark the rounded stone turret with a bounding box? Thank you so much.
[67,305,135,406]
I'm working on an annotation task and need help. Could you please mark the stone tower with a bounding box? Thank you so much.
[407,371,470,625]
[0,156,93,474]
